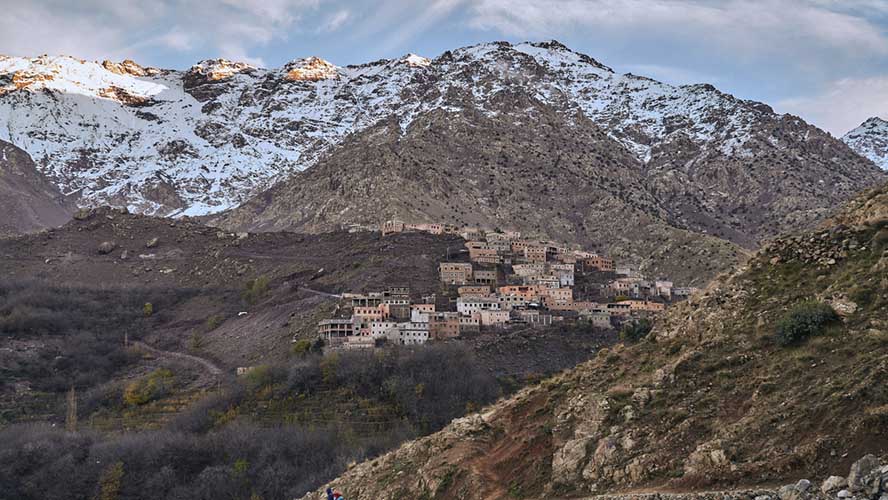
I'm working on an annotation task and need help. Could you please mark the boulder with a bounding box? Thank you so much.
[847,454,880,494]
[146,237,159,248]
[97,241,117,255]
[73,208,91,221]
[821,475,847,494]
[778,479,813,500]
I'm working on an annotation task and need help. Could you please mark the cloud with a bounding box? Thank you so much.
[466,0,888,61]
[0,0,326,66]
[0,1,131,60]
[319,9,352,32]
[378,0,466,53]
[777,76,888,136]
[151,30,194,52]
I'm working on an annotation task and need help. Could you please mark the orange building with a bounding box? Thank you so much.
[540,288,573,310]
[440,262,473,285]
[624,300,666,312]
[498,285,542,302]
[582,255,615,272]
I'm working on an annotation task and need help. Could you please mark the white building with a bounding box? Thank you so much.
[396,321,430,345]
[456,297,501,316]
[370,320,398,338]
[496,295,527,311]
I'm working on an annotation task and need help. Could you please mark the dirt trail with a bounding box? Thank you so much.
[132,341,223,377]
[299,287,342,299]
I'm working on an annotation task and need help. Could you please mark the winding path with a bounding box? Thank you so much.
[132,341,223,377]
[299,286,342,299]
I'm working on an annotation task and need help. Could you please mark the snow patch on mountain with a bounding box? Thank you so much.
[0,41,860,216]
[0,55,167,101]
[843,117,888,170]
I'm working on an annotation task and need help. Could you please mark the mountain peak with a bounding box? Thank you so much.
[283,56,339,81]
[101,58,154,77]
[399,53,431,68]
[861,116,888,128]
[188,58,256,81]
[843,116,888,170]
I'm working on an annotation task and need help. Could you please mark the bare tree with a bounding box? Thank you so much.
[65,386,77,433]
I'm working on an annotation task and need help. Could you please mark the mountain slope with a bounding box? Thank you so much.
[0,54,430,215]
[1,42,883,222]
[0,140,73,235]
[221,91,746,285]
[216,42,883,285]
[0,207,460,367]
[302,182,888,499]
[844,117,888,170]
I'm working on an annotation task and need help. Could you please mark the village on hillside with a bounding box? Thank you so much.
[313,221,699,350]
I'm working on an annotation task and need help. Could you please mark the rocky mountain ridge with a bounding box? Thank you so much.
[2,41,883,220]
[843,117,888,170]
[301,182,888,499]
[0,139,73,235]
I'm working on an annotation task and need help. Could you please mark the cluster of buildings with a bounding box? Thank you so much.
[313,222,698,351]
[316,287,465,350]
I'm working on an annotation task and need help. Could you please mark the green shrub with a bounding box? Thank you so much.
[242,276,270,305]
[143,302,154,317]
[205,314,225,332]
[123,369,174,406]
[774,301,838,346]
[189,331,205,351]
[291,339,312,357]
[619,318,653,343]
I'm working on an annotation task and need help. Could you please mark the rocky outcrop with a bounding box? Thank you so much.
[101,59,152,77]
[283,57,339,81]
[769,455,888,500]
[0,140,73,235]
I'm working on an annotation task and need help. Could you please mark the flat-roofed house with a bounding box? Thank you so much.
[582,255,615,272]
[440,262,473,285]
[429,312,460,340]
[541,287,573,310]
[624,300,666,313]
[498,285,542,302]
[382,220,405,235]
[457,297,501,316]
[458,285,491,297]
[353,306,384,322]
[318,319,354,344]
[523,245,547,263]
[479,310,510,327]
[473,270,497,286]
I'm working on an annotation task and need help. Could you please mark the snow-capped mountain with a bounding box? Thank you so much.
[843,117,888,170]
[0,40,883,217]
[0,53,431,215]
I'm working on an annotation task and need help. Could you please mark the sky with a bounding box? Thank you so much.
[1,0,887,136]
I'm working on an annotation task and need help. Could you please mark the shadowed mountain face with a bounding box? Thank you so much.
[218,85,883,284]
[301,182,888,500]
[0,140,73,236]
